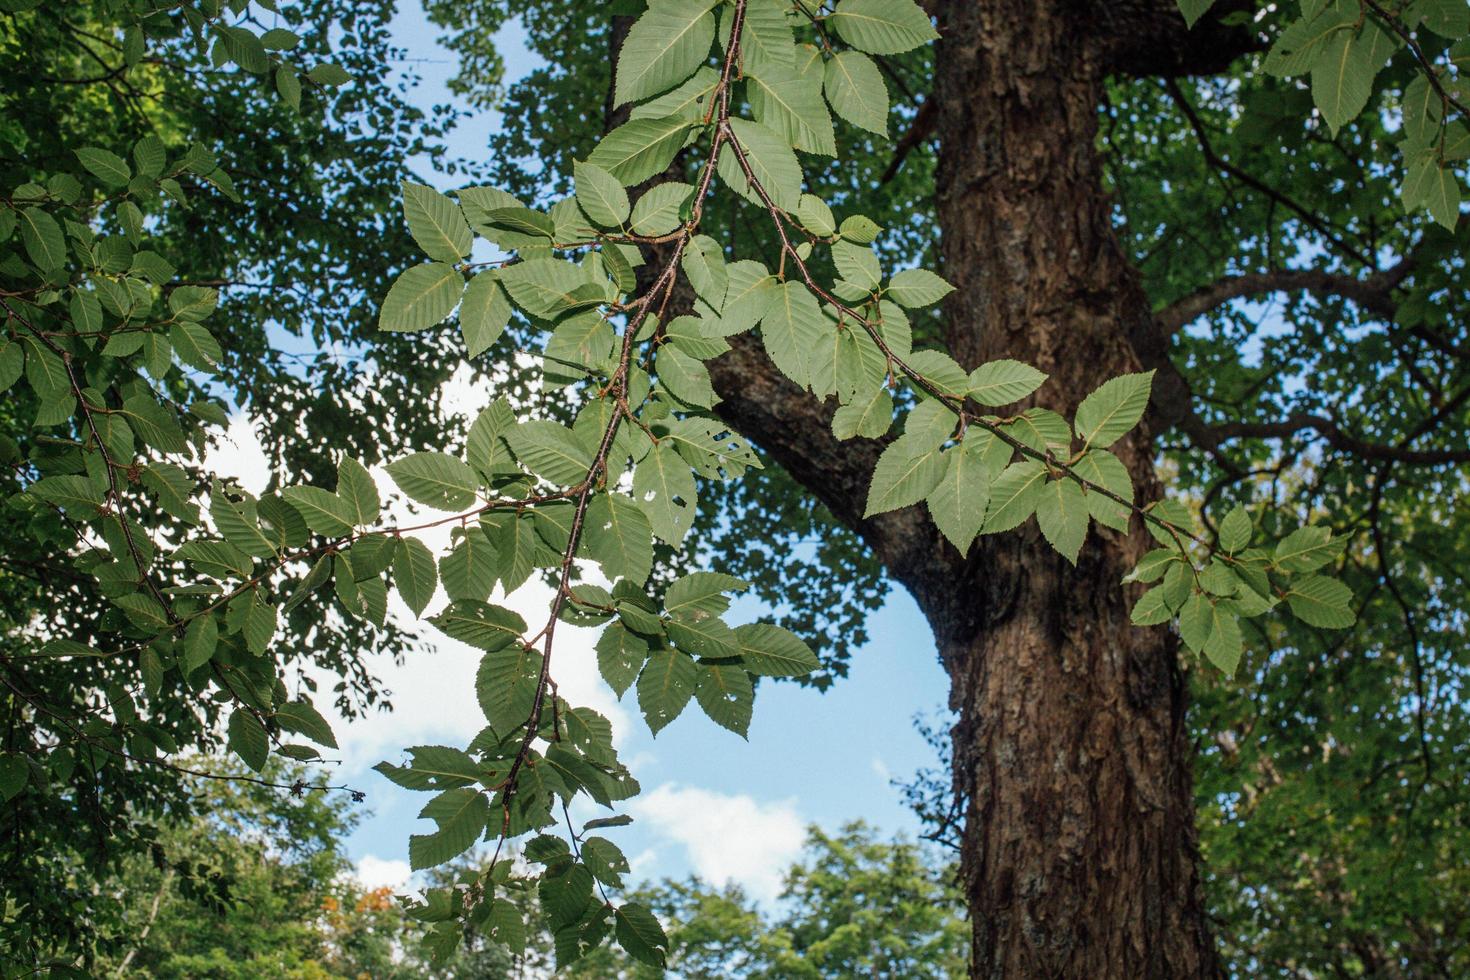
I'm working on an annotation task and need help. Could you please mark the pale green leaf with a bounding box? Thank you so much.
[386,453,479,511]
[1287,575,1356,628]
[574,161,631,227]
[982,460,1047,533]
[830,0,939,54]
[1035,478,1089,565]
[379,263,464,333]
[823,50,888,136]
[402,181,472,261]
[459,272,513,357]
[615,0,717,106]
[864,436,945,517]
[637,649,697,735]
[1073,370,1154,449]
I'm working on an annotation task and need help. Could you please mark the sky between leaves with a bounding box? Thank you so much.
[206,4,951,905]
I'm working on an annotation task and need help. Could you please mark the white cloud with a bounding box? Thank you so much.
[356,854,412,892]
[631,784,805,904]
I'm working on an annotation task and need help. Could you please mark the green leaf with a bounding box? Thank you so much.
[394,537,438,617]
[487,514,539,593]
[1071,449,1132,533]
[281,486,355,536]
[30,475,103,515]
[1073,370,1154,449]
[615,902,670,969]
[614,0,718,106]
[183,615,218,673]
[633,442,699,545]
[574,161,631,227]
[1176,0,1216,28]
[211,488,276,559]
[839,214,881,243]
[484,206,557,240]
[832,384,893,440]
[402,181,473,261]
[498,258,603,318]
[983,460,1047,533]
[1286,575,1356,629]
[761,281,830,389]
[927,441,995,553]
[666,572,747,616]
[475,643,542,730]
[694,662,753,737]
[739,0,796,76]
[967,359,1046,405]
[887,268,954,308]
[19,208,66,270]
[637,649,697,735]
[1310,20,1393,136]
[584,494,655,586]
[433,600,527,651]
[1035,478,1089,565]
[386,452,479,510]
[459,271,513,357]
[409,789,490,870]
[722,117,804,211]
[507,420,594,485]
[440,526,498,601]
[467,399,517,478]
[830,0,939,54]
[832,240,881,291]
[76,146,130,187]
[243,599,277,655]
[656,344,717,408]
[120,395,186,453]
[589,115,696,185]
[667,612,739,659]
[169,322,223,370]
[373,745,481,791]
[682,235,728,310]
[1130,585,1174,626]
[1273,525,1344,573]
[596,622,649,696]
[306,63,353,86]
[1218,505,1251,554]
[275,699,338,749]
[0,755,27,802]
[1202,604,1244,675]
[379,263,464,333]
[227,709,269,771]
[796,194,837,236]
[749,64,837,156]
[864,436,945,517]
[823,50,889,136]
[1425,164,1462,231]
[630,182,694,236]
[336,457,379,526]
[732,622,820,676]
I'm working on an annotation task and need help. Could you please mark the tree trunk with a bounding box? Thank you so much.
[669,0,1246,972]
[927,1,1218,976]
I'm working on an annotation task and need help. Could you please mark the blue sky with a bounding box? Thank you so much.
[216,5,953,902]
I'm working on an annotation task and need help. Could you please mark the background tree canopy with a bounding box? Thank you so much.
[2,0,1468,976]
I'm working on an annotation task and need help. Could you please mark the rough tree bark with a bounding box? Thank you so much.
[622,1,1257,975]
[930,2,1220,975]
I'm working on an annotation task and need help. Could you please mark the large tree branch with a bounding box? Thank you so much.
[704,326,963,604]
[1156,256,1414,333]
[1202,409,1470,466]
[1093,0,1263,77]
